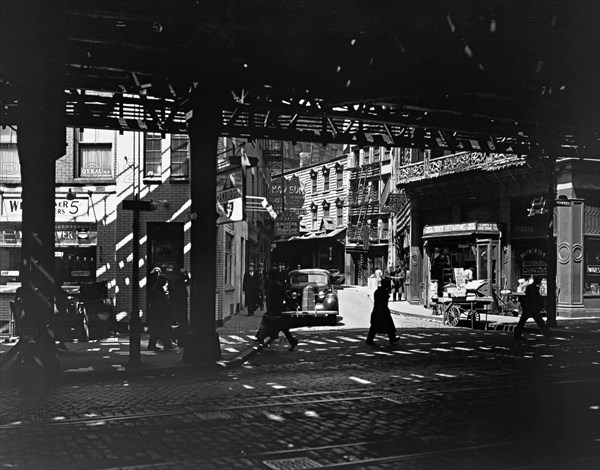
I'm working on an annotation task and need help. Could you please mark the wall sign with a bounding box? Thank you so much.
[1,196,89,221]
[423,222,500,237]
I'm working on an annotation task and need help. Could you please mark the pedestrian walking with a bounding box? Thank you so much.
[366,278,401,346]
[254,268,298,351]
[257,262,267,310]
[147,271,174,351]
[392,264,407,301]
[374,265,383,287]
[51,283,72,349]
[169,269,190,347]
[514,275,553,340]
[243,263,261,316]
[399,264,407,300]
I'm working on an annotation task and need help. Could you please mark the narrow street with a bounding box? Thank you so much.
[1,322,598,469]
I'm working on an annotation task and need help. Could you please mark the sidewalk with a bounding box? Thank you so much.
[0,309,266,385]
[388,296,600,338]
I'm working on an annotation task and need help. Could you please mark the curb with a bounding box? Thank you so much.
[391,309,444,323]
[391,309,600,338]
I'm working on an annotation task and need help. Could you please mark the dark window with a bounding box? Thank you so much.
[323,203,330,219]
[323,171,330,192]
[171,134,189,178]
[337,206,343,226]
[585,236,600,293]
[78,143,113,178]
[144,132,162,177]
[312,175,317,194]
[337,170,343,189]
[225,233,234,284]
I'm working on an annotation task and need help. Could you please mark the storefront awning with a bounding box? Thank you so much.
[422,222,501,239]
[278,226,346,243]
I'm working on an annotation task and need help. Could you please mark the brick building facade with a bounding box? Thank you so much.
[0,127,272,334]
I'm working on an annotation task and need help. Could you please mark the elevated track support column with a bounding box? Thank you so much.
[183,91,222,364]
[7,40,66,388]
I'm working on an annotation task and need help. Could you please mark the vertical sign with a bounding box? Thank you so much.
[217,170,245,224]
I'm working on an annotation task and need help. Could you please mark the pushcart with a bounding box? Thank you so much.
[442,280,494,329]
[443,296,494,328]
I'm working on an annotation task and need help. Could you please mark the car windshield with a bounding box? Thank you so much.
[290,272,328,285]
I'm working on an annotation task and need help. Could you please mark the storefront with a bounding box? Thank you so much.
[422,222,501,305]
[0,191,111,333]
[0,194,101,287]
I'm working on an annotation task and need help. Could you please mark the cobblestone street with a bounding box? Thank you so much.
[1,326,598,469]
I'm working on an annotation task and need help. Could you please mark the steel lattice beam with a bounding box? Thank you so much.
[1,87,598,157]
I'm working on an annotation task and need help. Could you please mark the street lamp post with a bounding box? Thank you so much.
[124,155,142,367]
[128,197,142,367]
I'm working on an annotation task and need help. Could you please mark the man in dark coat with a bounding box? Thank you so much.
[257,262,267,310]
[169,269,190,346]
[147,272,173,351]
[514,275,553,340]
[254,268,299,351]
[366,278,401,346]
[243,263,260,316]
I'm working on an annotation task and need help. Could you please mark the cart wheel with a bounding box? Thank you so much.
[447,306,461,327]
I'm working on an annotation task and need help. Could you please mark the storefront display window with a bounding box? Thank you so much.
[0,224,97,285]
[584,237,600,293]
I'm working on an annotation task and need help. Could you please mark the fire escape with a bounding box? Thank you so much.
[347,148,389,284]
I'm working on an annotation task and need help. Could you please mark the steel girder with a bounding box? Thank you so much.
[0,87,597,158]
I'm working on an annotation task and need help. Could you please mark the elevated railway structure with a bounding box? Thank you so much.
[0,0,598,373]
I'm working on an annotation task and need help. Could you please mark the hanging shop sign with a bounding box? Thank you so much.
[216,170,245,224]
[1,196,90,221]
[382,192,407,213]
[275,211,300,237]
[270,175,305,212]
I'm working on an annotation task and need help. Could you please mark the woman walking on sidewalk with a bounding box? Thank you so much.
[366,278,401,346]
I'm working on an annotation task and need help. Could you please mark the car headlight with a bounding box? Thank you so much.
[323,294,338,310]
[318,290,326,299]
[290,292,298,300]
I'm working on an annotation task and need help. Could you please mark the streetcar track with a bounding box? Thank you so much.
[1,375,593,430]
[93,436,587,470]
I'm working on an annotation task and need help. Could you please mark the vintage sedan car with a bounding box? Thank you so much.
[283,268,339,326]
